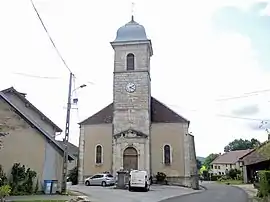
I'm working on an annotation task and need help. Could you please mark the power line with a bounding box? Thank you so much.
[30,0,72,73]
[12,72,61,79]
[168,104,270,122]
[215,88,270,102]
[215,114,270,122]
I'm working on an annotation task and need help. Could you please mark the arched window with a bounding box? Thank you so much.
[95,145,103,164]
[127,53,135,70]
[163,145,171,165]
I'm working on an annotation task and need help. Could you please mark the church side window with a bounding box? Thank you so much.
[127,53,135,70]
[95,145,103,164]
[164,145,171,165]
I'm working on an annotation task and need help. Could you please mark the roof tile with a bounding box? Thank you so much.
[79,97,189,125]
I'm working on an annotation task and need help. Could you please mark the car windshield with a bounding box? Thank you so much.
[106,174,113,178]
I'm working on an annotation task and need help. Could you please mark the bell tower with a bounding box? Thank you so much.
[111,16,153,175]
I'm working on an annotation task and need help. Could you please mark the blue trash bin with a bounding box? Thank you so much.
[44,180,53,194]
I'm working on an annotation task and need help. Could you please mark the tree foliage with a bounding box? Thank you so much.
[224,138,261,152]
[10,163,37,195]
[203,153,219,170]
[196,159,202,170]
[67,166,78,185]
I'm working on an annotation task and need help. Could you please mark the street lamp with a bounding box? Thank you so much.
[72,84,87,105]
[61,72,87,194]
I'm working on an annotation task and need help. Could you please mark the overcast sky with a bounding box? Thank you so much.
[0,0,270,157]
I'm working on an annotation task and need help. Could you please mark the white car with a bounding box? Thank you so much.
[85,173,115,187]
[128,170,150,192]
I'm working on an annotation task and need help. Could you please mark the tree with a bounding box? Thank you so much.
[203,153,219,170]
[224,138,261,152]
[196,159,202,170]
[67,166,78,185]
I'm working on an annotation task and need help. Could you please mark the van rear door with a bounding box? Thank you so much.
[130,171,146,187]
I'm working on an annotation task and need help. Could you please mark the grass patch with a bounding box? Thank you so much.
[217,180,244,185]
[12,201,68,202]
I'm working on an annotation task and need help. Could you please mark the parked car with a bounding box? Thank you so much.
[85,173,115,186]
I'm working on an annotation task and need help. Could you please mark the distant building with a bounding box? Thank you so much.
[240,141,270,183]
[57,140,78,172]
[210,149,253,175]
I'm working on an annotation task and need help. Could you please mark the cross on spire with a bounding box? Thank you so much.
[131,2,135,21]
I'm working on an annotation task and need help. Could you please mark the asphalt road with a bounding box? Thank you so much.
[161,183,249,202]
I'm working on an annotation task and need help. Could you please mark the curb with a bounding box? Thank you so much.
[68,190,88,196]
[200,185,208,190]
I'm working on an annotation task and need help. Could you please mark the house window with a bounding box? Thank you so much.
[163,144,171,165]
[211,165,213,169]
[230,164,232,168]
[214,166,217,169]
[95,145,103,164]
[218,166,220,169]
[127,53,135,70]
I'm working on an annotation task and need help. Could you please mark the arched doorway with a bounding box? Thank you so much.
[123,147,138,171]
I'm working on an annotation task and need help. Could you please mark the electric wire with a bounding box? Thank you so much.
[215,88,270,102]
[168,104,270,122]
[29,0,72,73]
[12,72,61,79]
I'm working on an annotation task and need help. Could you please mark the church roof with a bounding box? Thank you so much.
[79,97,190,125]
[113,16,149,43]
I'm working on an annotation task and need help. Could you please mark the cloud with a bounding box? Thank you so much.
[212,2,270,69]
[232,104,259,115]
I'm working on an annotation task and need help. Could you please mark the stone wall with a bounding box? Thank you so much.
[188,134,199,190]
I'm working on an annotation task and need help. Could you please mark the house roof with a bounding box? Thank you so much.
[240,141,270,166]
[57,140,78,157]
[210,149,253,164]
[0,91,75,160]
[2,87,62,132]
[79,97,190,125]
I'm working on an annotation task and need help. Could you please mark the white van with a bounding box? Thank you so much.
[128,170,150,192]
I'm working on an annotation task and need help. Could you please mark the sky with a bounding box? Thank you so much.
[0,0,270,157]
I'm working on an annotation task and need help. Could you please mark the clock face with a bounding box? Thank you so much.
[126,82,136,93]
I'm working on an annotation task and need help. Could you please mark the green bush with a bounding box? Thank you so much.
[155,172,166,183]
[218,175,230,181]
[0,185,11,201]
[228,169,241,180]
[68,166,78,185]
[0,166,7,187]
[257,171,270,198]
[9,163,37,195]
[211,175,222,181]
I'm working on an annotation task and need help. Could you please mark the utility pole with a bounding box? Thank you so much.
[61,72,73,194]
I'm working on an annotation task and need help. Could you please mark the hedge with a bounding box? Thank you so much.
[258,171,270,198]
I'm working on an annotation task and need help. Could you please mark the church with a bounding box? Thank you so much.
[77,16,198,188]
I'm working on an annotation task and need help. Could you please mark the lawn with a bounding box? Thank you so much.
[216,180,244,185]
[12,200,68,202]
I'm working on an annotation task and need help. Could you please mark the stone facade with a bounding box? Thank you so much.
[111,41,152,176]
[77,17,199,189]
